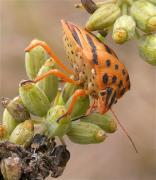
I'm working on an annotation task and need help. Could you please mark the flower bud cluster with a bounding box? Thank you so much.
[0,39,117,179]
[77,0,156,66]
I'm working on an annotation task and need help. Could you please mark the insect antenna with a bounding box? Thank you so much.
[110,108,138,153]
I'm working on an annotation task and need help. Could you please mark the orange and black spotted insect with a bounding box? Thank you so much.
[25,20,137,152]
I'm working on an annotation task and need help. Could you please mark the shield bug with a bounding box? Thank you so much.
[25,20,137,152]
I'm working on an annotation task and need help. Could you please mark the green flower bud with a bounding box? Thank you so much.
[53,89,65,106]
[65,93,90,118]
[112,15,136,44]
[86,3,121,31]
[67,121,106,144]
[2,109,19,135]
[0,125,8,142]
[25,39,48,80]
[19,80,50,117]
[36,58,58,102]
[138,34,156,66]
[62,82,80,103]
[1,156,22,180]
[81,113,117,133]
[46,105,71,137]
[130,0,156,33]
[9,120,34,147]
[2,96,30,122]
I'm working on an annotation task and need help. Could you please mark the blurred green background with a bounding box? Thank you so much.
[0,0,156,180]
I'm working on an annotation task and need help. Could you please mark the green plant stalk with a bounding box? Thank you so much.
[122,3,128,15]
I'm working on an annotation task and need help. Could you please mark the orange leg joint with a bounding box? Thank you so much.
[66,89,88,114]
[33,69,80,85]
[57,89,88,122]
[25,39,74,75]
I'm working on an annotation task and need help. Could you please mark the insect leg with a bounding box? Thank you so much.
[86,98,97,115]
[57,89,89,122]
[25,39,74,75]
[33,69,80,85]
[66,89,89,114]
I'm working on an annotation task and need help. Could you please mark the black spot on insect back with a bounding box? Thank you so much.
[71,28,82,47]
[106,59,111,67]
[118,80,123,88]
[103,73,108,84]
[127,82,131,90]
[105,44,112,54]
[86,34,98,65]
[114,64,119,70]
[126,75,129,81]
[122,69,126,76]
[112,75,117,84]
[120,88,126,96]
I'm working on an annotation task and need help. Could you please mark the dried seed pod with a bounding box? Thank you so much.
[62,82,80,103]
[46,105,71,137]
[19,80,50,117]
[1,156,22,180]
[112,15,136,44]
[51,145,70,178]
[2,96,30,122]
[36,58,58,102]
[81,113,117,133]
[0,125,8,142]
[81,0,97,14]
[130,0,156,33]
[67,121,106,144]
[9,120,34,147]
[86,3,121,31]
[25,39,48,80]
[65,93,90,118]
[2,109,19,135]
[53,89,65,106]
[138,34,156,66]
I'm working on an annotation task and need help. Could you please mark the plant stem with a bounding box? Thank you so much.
[135,28,141,40]
[126,0,134,6]
[122,3,128,15]
[116,0,123,7]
